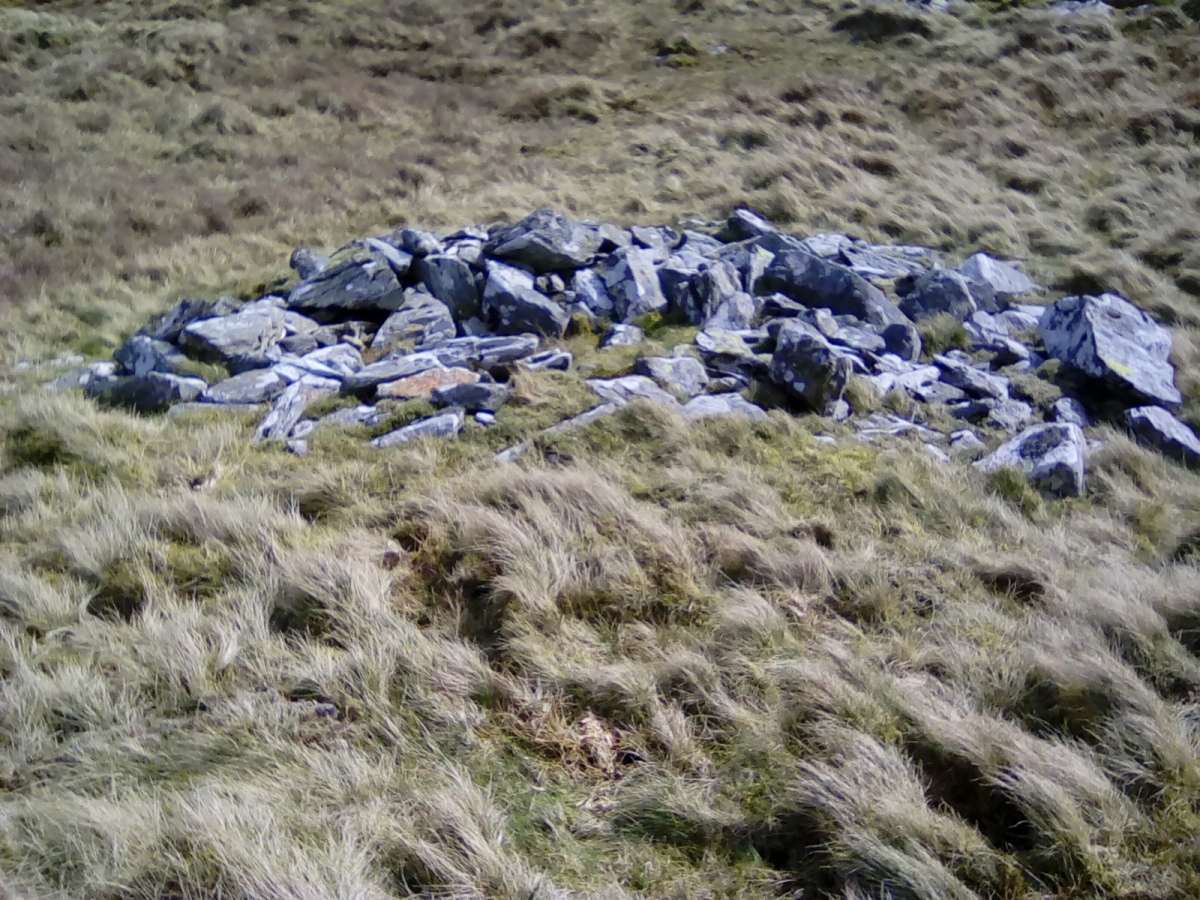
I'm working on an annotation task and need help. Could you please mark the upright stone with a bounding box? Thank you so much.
[605,248,669,323]
[769,320,854,414]
[482,262,569,338]
[420,255,480,321]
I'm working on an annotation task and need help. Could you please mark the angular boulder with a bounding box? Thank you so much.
[394,228,443,258]
[254,379,336,442]
[180,306,286,373]
[573,268,616,318]
[975,423,1087,498]
[882,322,922,361]
[377,367,480,401]
[371,410,465,449]
[769,320,854,414]
[204,369,287,405]
[958,253,1038,309]
[485,208,602,273]
[757,250,910,328]
[483,262,570,338]
[287,252,404,315]
[635,356,710,399]
[600,324,644,348]
[716,208,777,243]
[605,248,669,322]
[372,295,457,351]
[419,255,480,321]
[898,269,977,322]
[1039,293,1181,408]
[432,381,513,412]
[290,247,330,280]
[933,354,1010,400]
[1125,406,1200,467]
[140,295,242,344]
[87,372,206,413]
[114,335,192,378]
[681,394,768,421]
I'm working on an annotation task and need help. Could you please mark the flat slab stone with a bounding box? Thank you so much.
[205,369,287,404]
[681,394,768,421]
[757,250,910,328]
[1125,406,1200,466]
[975,422,1087,498]
[287,252,404,314]
[635,356,710,399]
[586,376,680,408]
[377,366,480,400]
[371,410,465,448]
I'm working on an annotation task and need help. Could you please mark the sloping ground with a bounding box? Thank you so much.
[1,1,1200,898]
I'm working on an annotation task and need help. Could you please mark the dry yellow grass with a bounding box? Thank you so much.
[2,0,1200,897]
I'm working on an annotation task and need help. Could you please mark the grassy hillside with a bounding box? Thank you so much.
[1,1,1200,897]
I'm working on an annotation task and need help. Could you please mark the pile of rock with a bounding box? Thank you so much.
[60,206,1198,496]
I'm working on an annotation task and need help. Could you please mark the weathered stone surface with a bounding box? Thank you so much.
[605,248,669,322]
[924,443,952,463]
[87,372,206,413]
[180,306,286,373]
[290,248,329,280]
[681,394,768,421]
[853,413,942,442]
[486,208,601,273]
[898,269,977,321]
[600,324,644,348]
[958,253,1038,308]
[630,225,680,251]
[707,374,751,394]
[417,255,479,321]
[706,291,760,331]
[377,366,480,400]
[372,296,457,351]
[1052,397,1090,428]
[830,323,886,355]
[519,350,573,372]
[114,335,192,378]
[288,253,404,314]
[975,423,1087,497]
[681,230,724,256]
[280,334,319,356]
[394,227,443,258]
[882,322,922,361]
[318,405,382,430]
[205,369,286,404]
[933,354,1010,400]
[254,380,335,442]
[770,320,854,414]
[713,242,774,295]
[141,296,241,344]
[716,208,777,243]
[483,262,569,338]
[757,250,910,327]
[361,238,414,278]
[586,376,680,408]
[1039,293,1181,408]
[432,381,512,412]
[573,269,616,318]
[797,233,852,260]
[470,334,543,368]
[371,410,465,448]
[680,260,741,326]
[635,356,709,399]
[475,411,497,426]
[841,244,928,279]
[1125,406,1200,466]
[302,344,363,376]
[985,398,1034,433]
[950,429,987,454]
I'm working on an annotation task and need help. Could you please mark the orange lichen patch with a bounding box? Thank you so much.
[376,367,480,400]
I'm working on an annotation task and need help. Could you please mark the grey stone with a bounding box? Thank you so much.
[280,334,319,356]
[394,227,443,258]
[682,394,768,421]
[975,423,1087,498]
[470,334,543,369]
[289,419,317,440]
[717,208,777,243]
[797,233,853,259]
[318,405,382,430]
[658,255,703,316]
[475,411,497,426]
[486,209,602,273]
[681,230,724,256]
[204,369,286,404]
[519,350,573,372]
[841,244,928,279]
[286,439,309,457]
[361,238,414,278]
[450,240,484,267]
[483,261,570,338]
[586,376,680,408]
[254,380,336,443]
[630,225,680,251]
[288,253,404,314]
[757,250,910,328]
[601,324,645,348]
[986,399,1035,433]
[933,354,1010,400]
[372,296,457,351]
[913,381,968,404]
[958,253,1038,309]
[290,248,329,280]
[706,291,760,331]
[680,260,741,326]
[707,374,751,394]
[86,372,206,413]
[605,248,669,322]
[420,255,480,321]
[114,335,192,378]
[580,221,633,254]
[853,413,941,442]
[433,381,512,412]
[712,242,774,296]
[882,322,922,361]
[635,356,710,399]
[770,320,854,414]
[830,323,886,355]
[141,295,242,344]
[45,362,117,392]
[573,269,616,318]
[950,429,987,454]
[301,344,363,376]
[536,274,567,296]
[1039,293,1181,408]
[271,356,344,386]
[371,410,465,449]
[898,269,977,322]
[180,306,286,373]
[1125,406,1200,467]
[343,353,448,393]
[1052,397,1090,428]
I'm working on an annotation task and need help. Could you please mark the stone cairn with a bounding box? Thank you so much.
[55,207,1200,496]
